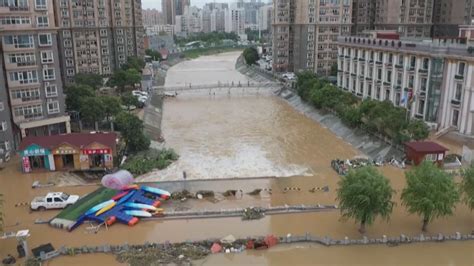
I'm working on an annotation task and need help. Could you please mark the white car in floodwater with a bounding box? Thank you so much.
[30,192,80,211]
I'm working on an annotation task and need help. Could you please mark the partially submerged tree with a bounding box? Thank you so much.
[401,161,460,231]
[74,73,103,90]
[120,93,140,111]
[336,166,395,234]
[115,112,150,153]
[460,164,474,210]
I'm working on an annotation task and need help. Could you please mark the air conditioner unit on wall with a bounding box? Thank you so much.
[426,122,438,131]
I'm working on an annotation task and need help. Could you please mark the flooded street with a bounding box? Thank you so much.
[1,52,473,265]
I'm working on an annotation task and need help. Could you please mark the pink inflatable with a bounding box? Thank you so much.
[101,170,134,190]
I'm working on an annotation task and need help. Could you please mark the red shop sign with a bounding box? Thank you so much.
[82,149,111,155]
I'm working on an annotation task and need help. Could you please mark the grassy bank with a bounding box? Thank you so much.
[55,187,117,221]
[183,47,244,59]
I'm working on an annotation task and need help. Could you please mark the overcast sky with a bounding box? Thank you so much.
[142,0,234,10]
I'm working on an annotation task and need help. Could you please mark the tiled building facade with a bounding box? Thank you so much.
[54,0,145,83]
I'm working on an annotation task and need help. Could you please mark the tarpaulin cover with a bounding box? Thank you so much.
[211,243,222,254]
[101,170,134,190]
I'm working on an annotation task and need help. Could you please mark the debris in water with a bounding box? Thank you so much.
[242,207,264,220]
[247,189,262,195]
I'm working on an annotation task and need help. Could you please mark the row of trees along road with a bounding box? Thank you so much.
[65,56,150,153]
[337,162,474,233]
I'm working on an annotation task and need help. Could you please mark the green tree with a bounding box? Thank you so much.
[336,167,395,234]
[121,93,140,110]
[115,112,150,153]
[74,73,103,90]
[460,164,474,210]
[79,97,105,124]
[407,119,429,140]
[122,56,145,71]
[243,47,259,65]
[100,96,122,121]
[145,49,162,61]
[108,69,141,94]
[64,84,95,112]
[401,161,460,231]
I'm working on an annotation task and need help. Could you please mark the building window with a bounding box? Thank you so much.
[388,53,393,64]
[66,68,74,76]
[386,70,392,82]
[38,33,52,46]
[66,59,73,66]
[45,84,57,97]
[47,101,60,114]
[0,101,4,111]
[452,109,459,127]
[0,16,31,25]
[36,16,49,27]
[9,70,38,84]
[42,68,55,80]
[65,49,72,57]
[454,83,462,101]
[0,121,7,131]
[420,77,427,92]
[409,75,414,87]
[457,62,465,76]
[377,68,382,80]
[14,104,43,119]
[410,56,416,68]
[417,99,425,115]
[63,30,70,37]
[40,50,53,63]
[12,88,40,101]
[8,53,35,65]
[422,58,429,70]
[35,0,47,9]
[3,35,33,48]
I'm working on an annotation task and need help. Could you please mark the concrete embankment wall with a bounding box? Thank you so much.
[235,56,403,160]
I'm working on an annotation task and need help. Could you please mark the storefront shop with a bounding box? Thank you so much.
[52,144,80,170]
[19,132,117,173]
[20,144,54,173]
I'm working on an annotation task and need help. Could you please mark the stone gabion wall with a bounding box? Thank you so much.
[49,232,474,261]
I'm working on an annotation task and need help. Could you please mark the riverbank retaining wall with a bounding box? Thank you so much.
[235,56,403,160]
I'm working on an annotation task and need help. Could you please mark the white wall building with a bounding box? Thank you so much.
[258,4,273,31]
[225,7,245,35]
[336,35,474,137]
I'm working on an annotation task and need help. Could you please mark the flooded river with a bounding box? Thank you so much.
[1,52,473,265]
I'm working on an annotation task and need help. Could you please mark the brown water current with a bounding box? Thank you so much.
[1,52,473,265]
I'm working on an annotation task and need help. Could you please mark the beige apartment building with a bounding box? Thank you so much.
[352,0,467,38]
[0,0,71,151]
[337,34,474,136]
[54,0,145,83]
[272,0,352,75]
[142,8,162,26]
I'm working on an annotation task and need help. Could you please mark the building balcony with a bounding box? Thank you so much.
[454,74,464,80]
[4,61,37,70]
[8,79,39,88]
[10,97,42,106]
[358,58,365,62]
[395,64,403,69]
[393,85,402,91]
[418,91,426,98]
[2,43,35,52]
[376,61,383,65]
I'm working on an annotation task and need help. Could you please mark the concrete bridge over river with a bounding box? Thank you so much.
[152,81,282,93]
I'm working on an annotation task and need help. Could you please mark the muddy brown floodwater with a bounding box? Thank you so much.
[1,52,473,265]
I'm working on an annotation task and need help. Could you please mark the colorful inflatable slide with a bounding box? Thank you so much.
[68,185,171,231]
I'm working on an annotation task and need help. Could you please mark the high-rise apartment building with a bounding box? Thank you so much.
[432,0,465,37]
[142,8,162,26]
[466,0,474,25]
[272,0,352,75]
[204,2,227,32]
[162,0,175,25]
[225,7,245,36]
[54,0,145,83]
[176,0,190,16]
[258,4,273,32]
[0,0,71,154]
[352,0,466,38]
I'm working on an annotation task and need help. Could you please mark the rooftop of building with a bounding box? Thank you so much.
[405,141,449,153]
[19,132,118,151]
[337,32,474,60]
